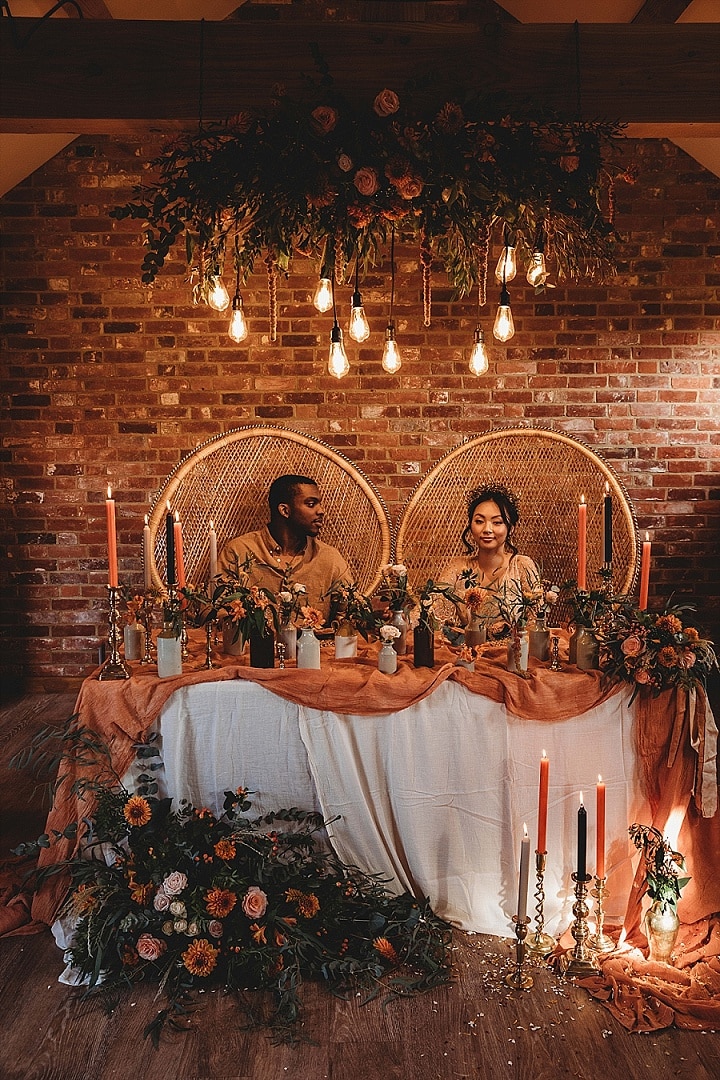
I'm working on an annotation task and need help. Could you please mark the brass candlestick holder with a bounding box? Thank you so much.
[526,851,556,958]
[549,635,562,671]
[275,641,286,669]
[140,594,154,665]
[600,562,614,602]
[203,620,218,669]
[505,915,533,989]
[589,875,615,953]
[98,585,131,681]
[563,872,599,976]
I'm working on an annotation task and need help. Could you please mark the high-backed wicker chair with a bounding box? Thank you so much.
[147,427,392,594]
[395,427,639,611]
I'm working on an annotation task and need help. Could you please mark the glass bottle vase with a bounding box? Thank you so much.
[645,901,680,965]
[296,627,321,669]
[389,609,409,655]
[157,623,182,678]
[413,620,435,668]
[277,622,297,661]
[249,625,275,668]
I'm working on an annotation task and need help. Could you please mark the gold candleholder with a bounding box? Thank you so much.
[505,915,533,989]
[589,875,615,953]
[203,620,218,669]
[526,851,556,958]
[275,640,286,669]
[600,562,614,602]
[140,594,154,665]
[563,872,599,977]
[549,635,562,671]
[98,585,131,681]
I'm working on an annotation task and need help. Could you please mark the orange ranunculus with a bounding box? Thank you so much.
[373,936,398,963]
[214,838,237,861]
[685,627,700,643]
[205,887,237,918]
[182,938,219,977]
[123,795,152,828]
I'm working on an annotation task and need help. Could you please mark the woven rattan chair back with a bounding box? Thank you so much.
[395,428,639,610]
[147,427,392,594]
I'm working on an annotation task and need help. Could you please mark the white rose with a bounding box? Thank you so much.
[153,890,170,912]
[293,583,307,594]
[279,591,293,604]
[161,920,174,935]
[169,900,186,917]
[173,918,188,933]
[162,871,188,896]
[392,564,407,575]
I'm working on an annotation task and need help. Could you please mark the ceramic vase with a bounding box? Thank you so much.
[529,618,550,662]
[378,642,398,674]
[576,626,600,671]
[334,625,358,659]
[221,619,245,656]
[156,624,182,678]
[389,609,409,655]
[464,616,486,648]
[296,627,321,669]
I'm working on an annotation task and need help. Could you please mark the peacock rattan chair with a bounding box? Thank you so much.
[395,427,639,610]
[146,427,392,594]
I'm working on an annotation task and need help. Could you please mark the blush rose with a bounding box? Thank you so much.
[136,933,167,961]
[162,871,188,896]
[242,885,268,919]
[373,89,400,117]
[354,167,379,197]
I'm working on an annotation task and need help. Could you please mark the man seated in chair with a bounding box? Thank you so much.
[217,474,352,621]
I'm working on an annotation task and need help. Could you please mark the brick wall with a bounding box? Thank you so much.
[1,135,719,690]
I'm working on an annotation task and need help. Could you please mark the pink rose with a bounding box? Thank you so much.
[373,89,400,117]
[311,105,338,135]
[353,167,379,197]
[241,885,268,919]
[621,635,644,658]
[337,153,353,173]
[162,871,188,896]
[683,650,697,668]
[153,889,171,912]
[395,174,425,200]
[208,920,224,938]
[635,669,651,684]
[136,933,167,962]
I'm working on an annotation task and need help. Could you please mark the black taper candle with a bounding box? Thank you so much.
[577,795,587,878]
[603,486,612,564]
[165,506,176,585]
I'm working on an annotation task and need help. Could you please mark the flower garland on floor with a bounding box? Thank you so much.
[110,71,633,319]
[15,724,452,1045]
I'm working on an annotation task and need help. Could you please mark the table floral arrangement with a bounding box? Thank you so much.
[376,564,415,616]
[276,576,308,628]
[560,580,613,630]
[597,600,718,702]
[184,559,278,649]
[323,579,380,641]
[14,725,452,1044]
[628,823,689,915]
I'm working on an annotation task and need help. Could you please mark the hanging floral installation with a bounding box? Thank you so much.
[111,78,634,337]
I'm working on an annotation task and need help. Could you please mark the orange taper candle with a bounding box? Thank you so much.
[537,751,549,853]
[596,775,606,879]
[105,486,118,588]
[639,532,651,611]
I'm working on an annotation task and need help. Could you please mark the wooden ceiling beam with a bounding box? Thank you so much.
[1,18,719,132]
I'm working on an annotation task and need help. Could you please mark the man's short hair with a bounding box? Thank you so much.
[268,474,318,515]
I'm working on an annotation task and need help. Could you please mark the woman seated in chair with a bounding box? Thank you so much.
[436,482,541,635]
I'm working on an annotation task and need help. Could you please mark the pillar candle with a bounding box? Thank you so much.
[602,482,613,565]
[577,495,587,591]
[537,751,549,854]
[577,793,587,879]
[143,514,152,592]
[209,519,218,582]
[517,824,530,922]
[105,486,118,588]
[639,532,651,611]
[173,511,186,589]
[165,503,175,585]
[596,775,606,879]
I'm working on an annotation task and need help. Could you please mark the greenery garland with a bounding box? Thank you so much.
[111,79,633,304]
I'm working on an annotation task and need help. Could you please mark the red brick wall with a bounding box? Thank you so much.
[1,135,719,689]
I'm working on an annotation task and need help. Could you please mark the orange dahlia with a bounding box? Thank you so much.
[373,936,398,963]
[205,887,237,918]
[658,646,679,668]
[657,614,682,634]
[123,795,152,828]
[182,938,219,977]
[214,838,237,860]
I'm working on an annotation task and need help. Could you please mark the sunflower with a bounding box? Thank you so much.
[206,887,237,918]
[182,938,219,977]
[214,838,237,861]
[123,795,152,828]
[373,936,398,963]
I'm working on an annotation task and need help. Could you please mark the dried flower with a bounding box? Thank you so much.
[123,795,152,828]
[373,936,398,963]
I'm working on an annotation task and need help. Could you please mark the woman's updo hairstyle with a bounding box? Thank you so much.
[461,482,521,556]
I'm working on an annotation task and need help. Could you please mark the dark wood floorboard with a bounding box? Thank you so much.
[1,694,718,1080]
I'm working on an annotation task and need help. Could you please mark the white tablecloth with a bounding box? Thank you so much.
[143,678,648,938]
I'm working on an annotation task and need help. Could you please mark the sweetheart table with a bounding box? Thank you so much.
[33,633,719,942]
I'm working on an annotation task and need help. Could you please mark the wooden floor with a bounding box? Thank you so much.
[1,693,718,1080]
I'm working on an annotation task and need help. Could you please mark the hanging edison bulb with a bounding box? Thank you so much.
[348,289,370,342]
[381,322,402,374]
[493,284,515,342]
[313,276,333,313]
[494,244,517,284]
[468,327,489,376]
[228,294,248,342]
[207,275,230,311]
[526,250,548,287]
[328,323,350,378]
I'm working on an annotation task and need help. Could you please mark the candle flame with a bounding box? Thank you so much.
[541,749,547,759]
[645,530,650,542]
[604,481,610,494]
[579,791,584,806]
[522,822,528,837]
[144,513,149,525]
[209,519,215,530]
[174,510,180,523]
[580,494,585,505]
[107,485,112,499]
[598,774,603,783]
[166,500,171,512]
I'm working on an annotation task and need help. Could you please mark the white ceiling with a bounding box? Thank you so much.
[2,0,719,196]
